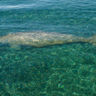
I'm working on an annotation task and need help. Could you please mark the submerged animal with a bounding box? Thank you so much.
[0,32,96,48]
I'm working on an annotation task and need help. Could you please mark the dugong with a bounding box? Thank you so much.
[0,32,96,48]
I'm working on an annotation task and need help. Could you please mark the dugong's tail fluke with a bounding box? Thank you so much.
[87,35,96,45]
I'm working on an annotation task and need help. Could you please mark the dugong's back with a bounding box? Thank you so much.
[0,32,86,47]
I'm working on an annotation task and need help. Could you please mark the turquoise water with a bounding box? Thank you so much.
[0,0,96,96]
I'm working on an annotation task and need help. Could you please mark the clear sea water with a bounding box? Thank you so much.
[0,0,96,96]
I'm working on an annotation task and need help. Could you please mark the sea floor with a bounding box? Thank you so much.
[0,43,96,96]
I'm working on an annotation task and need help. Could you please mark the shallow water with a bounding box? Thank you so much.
[0,0,96,96]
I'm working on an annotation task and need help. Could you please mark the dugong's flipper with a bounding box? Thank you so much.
[10,44,21,50]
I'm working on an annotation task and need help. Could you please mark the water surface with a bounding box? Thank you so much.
[0,0,96,96]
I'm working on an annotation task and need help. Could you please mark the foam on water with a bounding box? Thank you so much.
[0,4,37,10]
